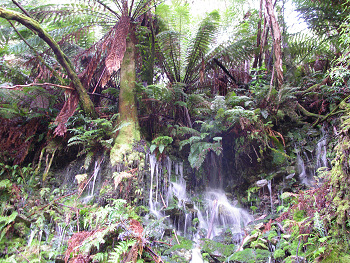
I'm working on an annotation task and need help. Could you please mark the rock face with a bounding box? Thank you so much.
[256,179,268,188]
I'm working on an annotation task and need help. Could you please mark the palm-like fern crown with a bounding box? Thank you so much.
[294,0,349,35]
[3,0,159,88]
[156,7,220,90]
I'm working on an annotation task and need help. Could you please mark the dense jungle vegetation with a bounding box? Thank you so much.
[1,0,350,262]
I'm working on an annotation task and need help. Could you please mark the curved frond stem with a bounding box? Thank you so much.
[96,0,121,19]
[183,12,219,84]
[11,0,32,18]
[3,82,74,90]
[129,0,135,17]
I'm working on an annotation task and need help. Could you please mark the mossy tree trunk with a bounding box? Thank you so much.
[0,8,97,118]
[329,103,350,230]
[110,25,141,166]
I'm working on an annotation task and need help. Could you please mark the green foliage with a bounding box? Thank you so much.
[0,211,17,242]
[150,136,173,155]
[201,239,236,260]
[0,86,57,119]
[108,239,137,262]
[165,235,193,253]
[178,124,222,169]
[83,199,138,230]
[294,0,349,36]
[228,248,271,263]
[67,113,123,167]
[157,9,220,88]
[0,163,34,185]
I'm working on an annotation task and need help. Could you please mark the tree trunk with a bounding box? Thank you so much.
[252,0,263,69]
[110,26,141,166]
[0,8,97,118]
[265,0,284,88]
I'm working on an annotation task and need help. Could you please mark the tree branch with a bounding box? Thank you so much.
[0,8,97,118]
[2,82,74,90]
[213,58,237,84]
[296,102,325,119]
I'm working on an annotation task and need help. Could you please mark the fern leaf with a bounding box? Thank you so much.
[108,239,136,263]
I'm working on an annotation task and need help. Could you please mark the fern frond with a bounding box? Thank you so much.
[188,141,222,169]
[108,239,136,263]
[285,32,333,64]
[183,11,220,85]
[157,30,182,82]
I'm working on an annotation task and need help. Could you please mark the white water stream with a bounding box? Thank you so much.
[147,154,253,261]
[296,129,329,186]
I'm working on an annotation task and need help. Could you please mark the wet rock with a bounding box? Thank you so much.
[286,166,295,174]
[283,256,306,263]
[175,249,192,261]
[270,237,279,245]
[184,202,194,209]
[282,234,291,240]
[164,207,184,217]
[242,232,259,248]
[163,228,173,236]
[15,214,32,227]
[256,179,268,188]
[286,173,295,180]
[254,222,265,230]
[232,232,245,244]
[55,255,65,263]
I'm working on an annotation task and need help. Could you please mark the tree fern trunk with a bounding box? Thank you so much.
[110,25,141,166]
[265,0,284,87]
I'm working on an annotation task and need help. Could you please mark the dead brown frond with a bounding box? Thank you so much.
[105,14,130,75]
[53,90,79,136]
[0,117,41,164]
[64,230,103,263]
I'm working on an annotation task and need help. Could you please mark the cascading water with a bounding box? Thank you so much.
[295,127,329,186]
[267,180,273,212]
[204,190,253,241]
[81,157,103,203]
[315,131,328,169]
[147,153,253,261]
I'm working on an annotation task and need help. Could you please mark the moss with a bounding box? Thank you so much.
[293,209,306,222]
[231,248,271,263]
[267,230,278,241]
[201,239,236,259]
[274,248,285,259]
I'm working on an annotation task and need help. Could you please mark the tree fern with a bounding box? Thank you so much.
[157,10,220,88]
[285,32,335,65]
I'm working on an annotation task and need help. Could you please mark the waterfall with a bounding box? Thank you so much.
[204,190,253,239]
[295,127,329,185]
[147,153,253,258]
[316,135,328,170]
[90,158,102,196]
[190,247,204,263]
[149,154,157,214]
[267,180,273,212]
[296,149,308,185]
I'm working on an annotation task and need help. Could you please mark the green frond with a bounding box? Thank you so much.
[155,2,190,33]
[183,11,220,85]
[285,32,334,64]
[213,38,254,67]
[108,239,136,263]
[157,30,182,82]
[294,0,349,35]
[188,141,222,169]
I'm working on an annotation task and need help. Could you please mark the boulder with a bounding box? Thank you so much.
[256,179,268,188]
